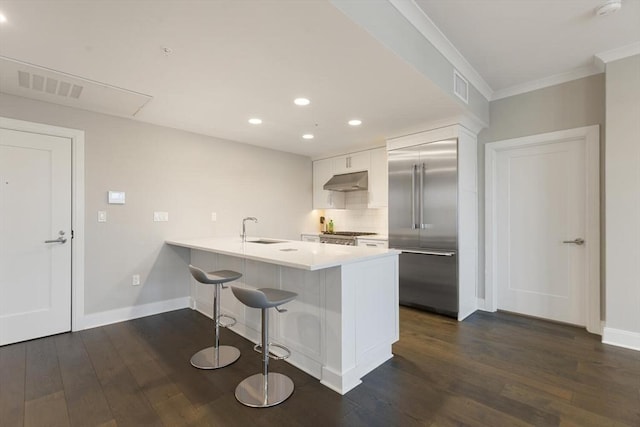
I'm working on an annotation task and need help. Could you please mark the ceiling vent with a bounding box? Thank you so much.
[453,69,469,104]
[17,70,84,99]
[0,56,152,117]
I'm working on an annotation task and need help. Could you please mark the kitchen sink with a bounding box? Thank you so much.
[246,239,286,244]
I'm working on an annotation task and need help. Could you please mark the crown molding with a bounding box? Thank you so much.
[386,114,486,141]
[595,41,640,64]
[376,1,637,103]
[491,64,603,101]
[388,0,493,101]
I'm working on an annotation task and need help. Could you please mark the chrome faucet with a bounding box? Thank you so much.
[242,217,258,242]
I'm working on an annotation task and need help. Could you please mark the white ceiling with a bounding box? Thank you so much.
[415,0,640,98]
[0,0,638,158]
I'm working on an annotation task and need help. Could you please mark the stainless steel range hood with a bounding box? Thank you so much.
[323,171,368,192]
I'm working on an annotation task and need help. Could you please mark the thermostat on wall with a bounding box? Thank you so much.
[108,191,126,204]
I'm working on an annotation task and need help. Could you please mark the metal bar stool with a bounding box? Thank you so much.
[188,264,242,369]
[230,286,297,408]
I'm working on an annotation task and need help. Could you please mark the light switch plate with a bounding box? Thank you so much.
[153,211,169,222]
[108,191,125,204]
[211,212,217,222]
[97,211,107,222]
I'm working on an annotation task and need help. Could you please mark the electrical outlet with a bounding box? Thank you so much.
[97,211,107,222]
[211,212,217,222]
[153,211,169,222]
[132,274,141,286]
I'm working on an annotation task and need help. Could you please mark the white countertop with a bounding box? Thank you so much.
[166,237,400,271]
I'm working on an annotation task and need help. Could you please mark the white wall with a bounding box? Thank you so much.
[603,54,640,349]
[0,93,316,316]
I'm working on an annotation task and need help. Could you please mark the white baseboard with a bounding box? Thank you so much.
[459,305,478,320]
[193,298,215,319]
[320,365,362,396]
[81,296,191,330]
[476,297,495,312]
[602,326,640,352]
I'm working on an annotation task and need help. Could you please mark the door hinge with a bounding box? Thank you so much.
[71,230,74,239]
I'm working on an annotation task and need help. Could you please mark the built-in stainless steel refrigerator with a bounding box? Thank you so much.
[388,139,458,318]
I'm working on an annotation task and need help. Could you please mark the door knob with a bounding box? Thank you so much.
[562,238,584,245]
[45,230,67,244]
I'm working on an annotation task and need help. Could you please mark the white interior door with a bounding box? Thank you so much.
[495,137,586,325]
[0,127,72,345]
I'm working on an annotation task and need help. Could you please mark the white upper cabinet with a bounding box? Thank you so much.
[331,151,370,174]
[313,157,345,209]
[368,147,388,208]
[313,147,388,209]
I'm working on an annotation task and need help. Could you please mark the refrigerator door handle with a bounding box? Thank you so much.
[411,164,417,229]
[395,249,456,257]
[420,162,425,229]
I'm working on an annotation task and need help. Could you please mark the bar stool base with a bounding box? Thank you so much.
[190,345,240,370]
[235,373,294,407]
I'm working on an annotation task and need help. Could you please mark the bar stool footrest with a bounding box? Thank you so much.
[253,343,291,360]
[217,313,236,328]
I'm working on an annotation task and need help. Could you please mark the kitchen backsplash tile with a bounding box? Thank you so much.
[345,190,369,209]
[323,191,387,234]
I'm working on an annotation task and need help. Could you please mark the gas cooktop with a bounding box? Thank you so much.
[321,231,377,237]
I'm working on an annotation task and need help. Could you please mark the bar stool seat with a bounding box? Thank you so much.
[231,286,297,408]
[189,265,242,370]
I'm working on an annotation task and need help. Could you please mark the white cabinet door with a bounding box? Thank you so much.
[331,155,349,175]
[347,151,370,172]
[313,158,344,209]
[332,151,370,174]
[368,148,388,208]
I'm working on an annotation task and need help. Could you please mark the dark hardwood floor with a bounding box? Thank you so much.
[1,307,638,426]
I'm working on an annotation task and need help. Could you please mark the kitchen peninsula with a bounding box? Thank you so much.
[166,237,400,394]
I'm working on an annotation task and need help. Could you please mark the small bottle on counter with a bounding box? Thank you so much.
[328,219,334,233]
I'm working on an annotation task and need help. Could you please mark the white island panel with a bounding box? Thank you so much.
[168,237,399,394]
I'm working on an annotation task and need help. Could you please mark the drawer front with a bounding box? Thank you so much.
[357,239,387,248]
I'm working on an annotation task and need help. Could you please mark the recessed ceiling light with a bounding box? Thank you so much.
[248,118,262,125]
[595,0,621,16]
[294,98,310,106]
[302,134,314,140]
[0,13,7,23]
[348,119,362,126]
